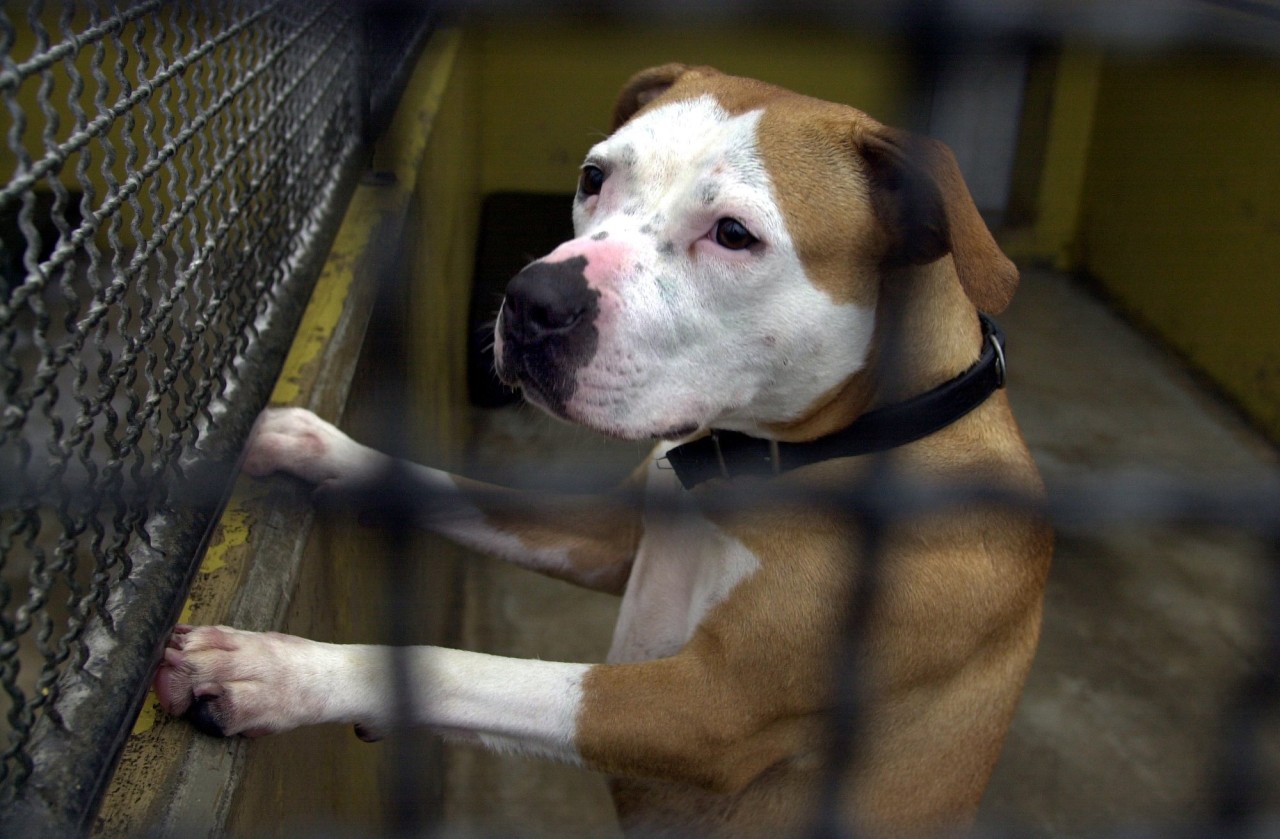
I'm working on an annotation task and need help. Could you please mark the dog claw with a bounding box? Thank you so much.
[354,723,385,743]
[188,695,230,738]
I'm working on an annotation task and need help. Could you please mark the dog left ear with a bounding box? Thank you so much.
[611,64,717,133]
[858,126,1019,314]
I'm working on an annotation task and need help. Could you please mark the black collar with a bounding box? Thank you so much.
[660,314,1007,490]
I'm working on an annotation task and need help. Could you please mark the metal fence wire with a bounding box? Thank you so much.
[0,0,433,829]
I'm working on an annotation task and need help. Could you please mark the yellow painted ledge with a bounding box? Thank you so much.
[271,29,462,406]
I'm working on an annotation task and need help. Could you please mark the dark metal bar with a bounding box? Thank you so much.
[1210,524,1280,834]
[360,232,438,839]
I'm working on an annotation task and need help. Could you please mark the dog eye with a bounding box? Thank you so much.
[714,218,757,250]
[579,165,606,197]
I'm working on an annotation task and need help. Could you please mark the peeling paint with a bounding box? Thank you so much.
[202,507,253,575]
[130,694,161,736]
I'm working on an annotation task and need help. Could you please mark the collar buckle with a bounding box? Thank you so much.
[711,431,730,479]
[988,326,1007,388]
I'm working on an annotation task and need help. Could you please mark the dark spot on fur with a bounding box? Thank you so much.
[658,241,676,257]
[699,182,721,206]
[188,696,231,738]
[591,231,609,241]
[640,214,666,237]
[655,275,679,305]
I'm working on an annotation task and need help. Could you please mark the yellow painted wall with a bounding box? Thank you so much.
[474,22,911,196]
[1002,43,1103,270]
[402,31,483,466]
[1074,50,1280,439]
[4,4,183,251]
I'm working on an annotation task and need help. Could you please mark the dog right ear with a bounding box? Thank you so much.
[857,125,1019,314]
[610,64,698,132]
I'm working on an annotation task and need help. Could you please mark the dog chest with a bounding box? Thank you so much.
[606,450,762,664]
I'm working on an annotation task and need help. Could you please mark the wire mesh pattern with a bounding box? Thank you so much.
[0,1,431,829]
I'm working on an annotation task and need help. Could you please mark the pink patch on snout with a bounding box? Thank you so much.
[543,238,632,289]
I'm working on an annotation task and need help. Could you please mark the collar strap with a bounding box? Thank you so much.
[660,314,1007,490]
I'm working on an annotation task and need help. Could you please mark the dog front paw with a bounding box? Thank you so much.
[242,407,387,491]
[153,625,332,737]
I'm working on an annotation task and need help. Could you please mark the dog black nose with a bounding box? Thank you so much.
[497,255,601,409]
[502,256,597,343]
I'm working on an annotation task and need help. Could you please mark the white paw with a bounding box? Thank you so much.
[152,625,331,737]
[242,407,387,491]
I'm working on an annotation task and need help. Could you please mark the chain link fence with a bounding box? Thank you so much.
[0,0,432,830]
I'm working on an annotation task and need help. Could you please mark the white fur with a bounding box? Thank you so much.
[515,95,878,440]
[609,446,761,662]
[244,409,600,584]
[160,626,587,763]
[418,647,588,762]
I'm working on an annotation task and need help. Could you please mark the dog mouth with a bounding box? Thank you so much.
[513,374,559,414]
[506,370,702,441]
[558,397,706,442]
[494,311,708,442]
[492,327,573,416]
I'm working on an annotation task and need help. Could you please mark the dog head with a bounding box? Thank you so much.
[494,64,1017,441]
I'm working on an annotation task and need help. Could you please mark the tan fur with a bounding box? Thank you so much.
[574,417,1049,838]
[453,469,647,594]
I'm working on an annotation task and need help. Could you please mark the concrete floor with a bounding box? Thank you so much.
[440,268,1279,838]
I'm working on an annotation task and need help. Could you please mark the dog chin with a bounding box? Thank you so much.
[568,408,702,442]
[516,381,703,442]
[649,422,701,441]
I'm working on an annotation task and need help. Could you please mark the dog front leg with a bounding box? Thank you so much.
[155,626,790,794]
[155,625,589,763]
[242,407,641,592]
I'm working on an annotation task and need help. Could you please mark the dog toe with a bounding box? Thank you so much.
[153,646,198,715]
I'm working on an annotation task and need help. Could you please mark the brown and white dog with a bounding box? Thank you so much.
[155,65,1052,838]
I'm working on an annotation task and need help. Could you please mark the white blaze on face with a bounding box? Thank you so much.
[560,94,876,441]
